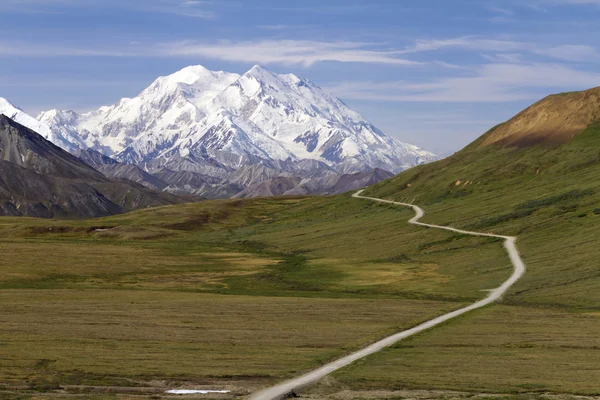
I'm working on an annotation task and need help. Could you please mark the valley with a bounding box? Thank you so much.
[2,143,600,399]
[245,190,525,400]
[2,46,600,400]
[0,194,484,398]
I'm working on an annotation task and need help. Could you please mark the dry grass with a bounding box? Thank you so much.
[311,260,450,288]
[481,87,600,147]
[330,305,600,395]
[3,167,598,397]
[0,240,281,292]
[0,290,458,388]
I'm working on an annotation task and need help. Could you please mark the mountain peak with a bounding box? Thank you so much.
[0,97,18,111]
[245,64,278,80]
[0,114,107,181]
[0,98,65,148]
[249,64,269,73]
[161,65,238,87]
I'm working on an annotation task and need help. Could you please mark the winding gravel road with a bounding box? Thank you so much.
[247,190,526,400]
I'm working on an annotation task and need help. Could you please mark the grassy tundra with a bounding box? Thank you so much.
[4,123,600,398]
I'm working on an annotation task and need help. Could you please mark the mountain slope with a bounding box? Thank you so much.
[0,113,108,181]
[305,86,600,396]
[480,87,600,147]
[0,97,81,152]
[0,115,183,217]
[232,176,301,199]
[0,115,121,217]
[359,88,600,309]
[38,65,437,174]
[365,87,600,205]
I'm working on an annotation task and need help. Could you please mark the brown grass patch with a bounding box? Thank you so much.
[481,87,600,147]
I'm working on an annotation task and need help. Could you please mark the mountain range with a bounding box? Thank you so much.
[0,65,437,199]
[0,115,183,218]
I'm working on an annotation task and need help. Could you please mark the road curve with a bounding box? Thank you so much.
[247,190,526,400]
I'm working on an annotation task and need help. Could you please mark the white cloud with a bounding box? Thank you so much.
[152,1,215,18]
[486,6,514,15]
[401,36,600,64]
[0,41,142,57]
[0,39,422,66]
[327,63,600,103]
[534,44,600,61]
[399,36,530,54]
[0,0,216,18]
[549,0,600,4]
[481,53,524,63]
[161,40,422,66]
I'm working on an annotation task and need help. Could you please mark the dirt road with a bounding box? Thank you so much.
[247,190,526,400]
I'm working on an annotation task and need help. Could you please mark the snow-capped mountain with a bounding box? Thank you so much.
[38,65,437,174]
[0,98,81,152]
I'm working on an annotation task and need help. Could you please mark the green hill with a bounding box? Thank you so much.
[315,88,600,397]
[361,90,600,309]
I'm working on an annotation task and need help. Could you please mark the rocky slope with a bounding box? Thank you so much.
[0,115,183,218]
[235,168,395,198]
[0,97,81,153]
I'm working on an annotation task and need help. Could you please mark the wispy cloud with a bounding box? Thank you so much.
[0,39,422,66]
[256,24,292,31]
[0,41,142,57]
[485,5,515,15]
[481,53,524,63]
[401,35,600,63]
[534,44,600,61]
[534,0,600,9]
[0,0,82,13]
[548,0,600,4]
[328,63,600,102]
[398,36,531,54]
[0,76,141,88]
[2,33,598,69]
[149,0,216,18]
[161,40,423,66]
[0,0,216,18]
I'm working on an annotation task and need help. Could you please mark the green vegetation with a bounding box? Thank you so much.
[328,305,600,395]
[0,289,455,389]
[0,196,508,301]
[3,123,600,397]
[364,122,600,309]
[0,195,506,395]
[313,122,600,395]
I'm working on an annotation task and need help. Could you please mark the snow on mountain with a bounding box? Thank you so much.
[38,65,241,163]
[38,65,437,173]
[0,98,82,153]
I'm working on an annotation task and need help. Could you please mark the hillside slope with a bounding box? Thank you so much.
[0,115,183,217]
[314,87,600,396]
[480,87,600,147]
[365,87,600,208]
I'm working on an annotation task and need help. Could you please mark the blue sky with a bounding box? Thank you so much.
[2,0,600,153]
